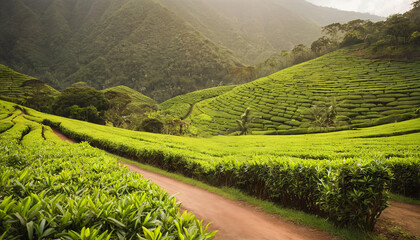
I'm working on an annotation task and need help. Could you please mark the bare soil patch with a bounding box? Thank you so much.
[52,128,76,143]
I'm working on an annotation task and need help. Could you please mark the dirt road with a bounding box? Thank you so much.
[123,162,335,240]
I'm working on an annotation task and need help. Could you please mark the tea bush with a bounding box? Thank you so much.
[0,114,216,239]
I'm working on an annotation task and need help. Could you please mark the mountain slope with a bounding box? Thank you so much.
[184,47,420,135]
[0,0,243,102]
[0,64,59,112]
[157,0,383,64]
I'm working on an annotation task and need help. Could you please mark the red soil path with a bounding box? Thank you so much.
[380,201,420,237]
[52,128,76,143]
[123,162,336,240]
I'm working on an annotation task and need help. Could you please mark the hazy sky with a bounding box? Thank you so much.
[306,0,412,17]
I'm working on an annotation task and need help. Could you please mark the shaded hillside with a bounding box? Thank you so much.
[184,48,420,135]
[157,0,383,64]
[0,64,59,112]
[0,0,243,102]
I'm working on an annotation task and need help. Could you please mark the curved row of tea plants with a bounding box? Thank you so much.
[0,107,216,239]
[184,48,420,135]
[159,85,237,119]
[20,101,420,230]
[102,85,158,108]
[0,64,59,106]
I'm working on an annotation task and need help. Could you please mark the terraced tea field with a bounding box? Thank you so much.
[184,48,420,135]
[160,85,237,119]
[0,64,58,105]
[102,85,157,107]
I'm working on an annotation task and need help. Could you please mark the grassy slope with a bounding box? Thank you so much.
[102,85,157,107]
[159,85,237,119]
[185,48,420,135]
[0,64,59,104]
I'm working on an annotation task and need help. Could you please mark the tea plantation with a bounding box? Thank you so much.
[102,85,157,107]
[11,100,419,231]
[160,85,237,119]
[0,101,216,239]
[0,65,59,105]
[184,48,420,135]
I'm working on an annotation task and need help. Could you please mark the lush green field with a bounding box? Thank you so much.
[160,85,237,119]
[0,101,216,239]
[184,48,420,135]
[12,100,419,230]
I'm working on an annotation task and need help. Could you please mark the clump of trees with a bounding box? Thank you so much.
[308,98,339,131]
[52,87,110,124]
[318,1,420,56]
[138,114,190,135]
[255,1,420,77]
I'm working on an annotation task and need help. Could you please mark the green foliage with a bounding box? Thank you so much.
[102,86,158,128]
[308,98,339,130]
[139,118,164,134]
[0,107,216,239]
[236,108,254,135]
[318,162,392,230]
[18,101,420,230]
[53,87,109,124]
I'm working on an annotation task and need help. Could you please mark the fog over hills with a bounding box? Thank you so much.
[157,0,383,64]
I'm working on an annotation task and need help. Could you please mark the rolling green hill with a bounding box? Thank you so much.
[0,64,59,111]
[184,48,420,135]
[157,0,382,64]
[160,85,237,119]
[102,85,157,108]
[0,0,242,102]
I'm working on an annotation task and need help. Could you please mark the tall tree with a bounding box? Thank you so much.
[386,14,413,48]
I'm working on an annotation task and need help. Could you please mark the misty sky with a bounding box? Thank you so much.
[306,0,412,17]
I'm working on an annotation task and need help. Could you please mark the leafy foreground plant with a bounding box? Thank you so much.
[0,126,216,239]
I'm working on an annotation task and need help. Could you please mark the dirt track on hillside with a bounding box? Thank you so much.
[52,128,76,143]
[53,130,420,239]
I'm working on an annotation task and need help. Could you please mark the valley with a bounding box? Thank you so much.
[0,0,419,239]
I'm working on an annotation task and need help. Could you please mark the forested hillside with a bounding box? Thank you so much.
[157,0,382,64]
[0,0,243,102]
[0,0,384,102]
